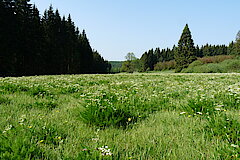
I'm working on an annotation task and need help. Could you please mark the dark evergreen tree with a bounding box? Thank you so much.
[234,31,240,55]
[0,1,110,76]
[140,49,156,71]
[92,51,111,73]
[0,0,17,76]
[140,52,148,71]
[175,24,196,72]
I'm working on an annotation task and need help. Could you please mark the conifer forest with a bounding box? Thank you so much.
[0,0,111,77]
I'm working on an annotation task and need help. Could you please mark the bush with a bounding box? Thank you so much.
[154,60,176,71]
[183,63,225,73]
[183,58,240,73]
[198,55,235,64]
[221,59,240,73]
[188,60,203,67]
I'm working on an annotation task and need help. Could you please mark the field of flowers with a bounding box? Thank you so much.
[0,73,239,159]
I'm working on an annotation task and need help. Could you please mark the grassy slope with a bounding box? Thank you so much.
[0,73,239,159]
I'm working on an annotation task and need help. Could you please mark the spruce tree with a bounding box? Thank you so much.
[175,24,196,72]
[234,30,240,55]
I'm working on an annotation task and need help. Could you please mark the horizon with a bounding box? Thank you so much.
[30,0,240,61]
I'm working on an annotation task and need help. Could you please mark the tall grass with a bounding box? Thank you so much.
[0,74,239,159]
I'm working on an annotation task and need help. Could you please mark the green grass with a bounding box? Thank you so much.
[0,73,240,159]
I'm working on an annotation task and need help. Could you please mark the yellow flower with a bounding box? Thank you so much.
[39,140,44,143]
[58,136,61,140]
[28,126,32,129]
[188,115,191,118]
[128,118,132,122]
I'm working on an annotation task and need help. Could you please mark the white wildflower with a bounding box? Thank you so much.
[98,146,113,156]
[231,144,239,148]
[180,112,186,115]
[3,124,13,133]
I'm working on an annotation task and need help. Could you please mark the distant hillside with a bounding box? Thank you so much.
[109,61,123,72]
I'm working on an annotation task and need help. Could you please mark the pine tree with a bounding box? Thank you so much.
[175,24,196,72]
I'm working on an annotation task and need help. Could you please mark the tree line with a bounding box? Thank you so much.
[121,24,240,72]
[0,0,111,77]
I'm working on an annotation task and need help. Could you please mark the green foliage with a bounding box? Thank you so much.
[0,124,45,159]
[121,53,142,73]
[198,55,235,64]
[109,61,123,73]
[26,100,58,110]
[175,24,197,72]
[0,83,29,93]
[183,58,240,73]
[188,60,203,67]
[0,96,10,105]
[154,60,176,71]
[81,103,136,128]
[80,92,138,128]
[206,114,240,144]
[140,49,157,71]
[125,52,137,61]
[120,59,142,73]
[181,98,217,117]
[200,44,228,57]
[205,114,240,158]
[120,61,135,73]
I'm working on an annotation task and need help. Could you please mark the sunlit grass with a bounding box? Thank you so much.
[0,73,239,159]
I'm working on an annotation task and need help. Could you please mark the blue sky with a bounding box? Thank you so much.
[30,0,240,61]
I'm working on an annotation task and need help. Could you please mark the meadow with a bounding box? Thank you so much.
[0,73,239,159]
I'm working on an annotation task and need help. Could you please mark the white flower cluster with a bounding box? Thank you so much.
[18,115,26,125]
[97,146,113,156]
[2,124,13,133]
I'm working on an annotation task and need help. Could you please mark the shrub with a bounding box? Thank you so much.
[188,60,203,67]
[198,55,235,64]
[221,59,240,73]
[154,60,176,71]
[183,58,240,73]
